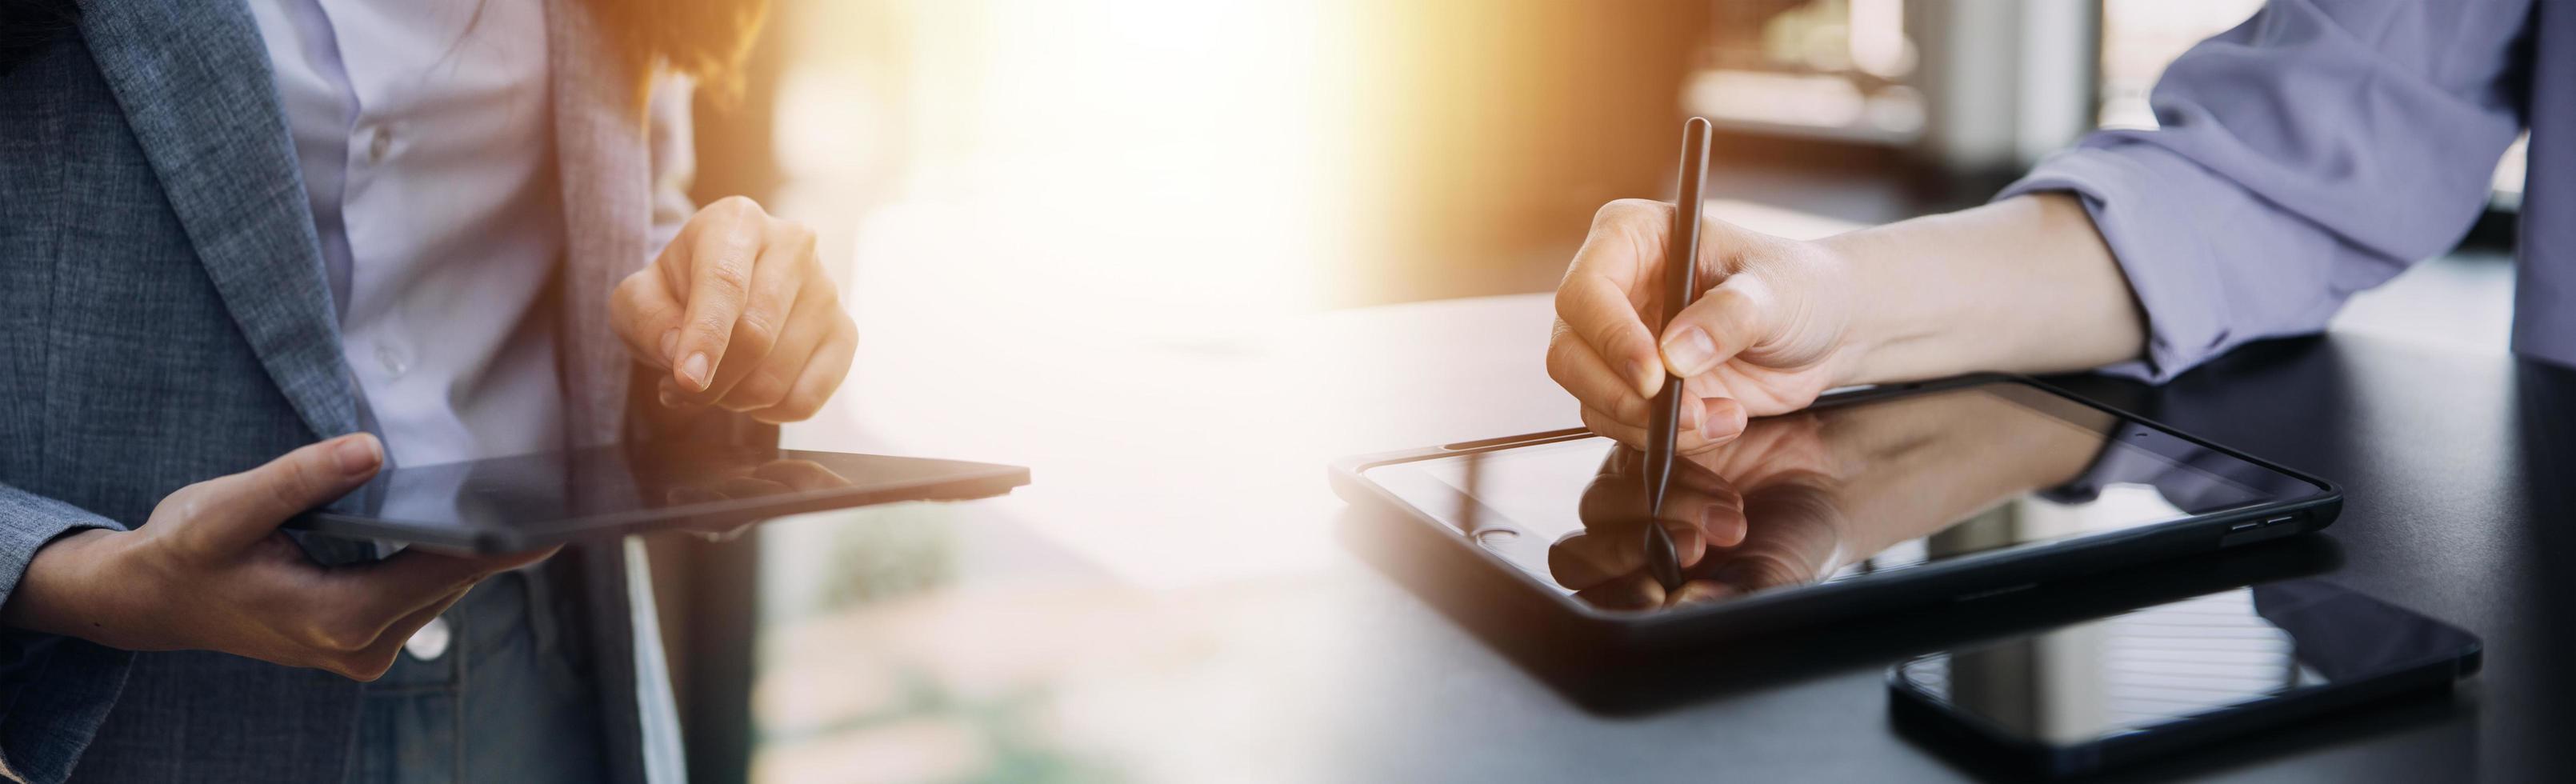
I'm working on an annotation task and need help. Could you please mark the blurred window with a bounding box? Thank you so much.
[2096,0,2262,130]
[1688,0,1925,144]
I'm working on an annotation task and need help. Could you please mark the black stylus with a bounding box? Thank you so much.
[1641,119,1710,592]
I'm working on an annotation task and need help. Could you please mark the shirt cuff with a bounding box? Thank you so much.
[1998,142,2238,383]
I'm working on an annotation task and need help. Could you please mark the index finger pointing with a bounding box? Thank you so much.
[674,205,763,392]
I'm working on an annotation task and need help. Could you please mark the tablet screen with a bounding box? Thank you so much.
[1360,381,2327,614]
[305,446,1028,550]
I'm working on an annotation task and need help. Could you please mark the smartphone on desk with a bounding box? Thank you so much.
[1886,579,2481,779]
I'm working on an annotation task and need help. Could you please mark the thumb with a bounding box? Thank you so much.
[176,434,383,553]
[1657,273,1781,378]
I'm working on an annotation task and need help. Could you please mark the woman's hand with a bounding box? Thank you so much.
[1546,198,1861,454]
[610,196,858,423]
[1549,194,2148,451]
[0,434,556,681]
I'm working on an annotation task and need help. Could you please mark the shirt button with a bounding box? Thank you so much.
[374,341,410,378]
[404,616,451,661]
[366,126,393,164]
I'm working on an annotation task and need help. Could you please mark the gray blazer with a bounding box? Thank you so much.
[0,2,758,782]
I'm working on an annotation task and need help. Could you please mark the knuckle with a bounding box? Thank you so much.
[768,395,822,422]
[1586,318,1641,363]
[263,459,317,512]
[1612,394,1649,425]
[612,271,659,312]
[693,312,736,343]
[702,262,751,297]
[299,620,370,654]
[1593,198,1667,228]
[731,373,791,410]
[158,484,206,520]
[1550,286,1582,319]
[734,314,782,354]
[336,654,394,682]
[1543,341,1572,385]
[719,194,763,218]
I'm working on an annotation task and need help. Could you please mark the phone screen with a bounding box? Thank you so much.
[1890,579,2479,747]
[1360,380,2331,614]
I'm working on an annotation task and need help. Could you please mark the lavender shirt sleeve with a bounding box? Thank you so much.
[1999,0,2534,381]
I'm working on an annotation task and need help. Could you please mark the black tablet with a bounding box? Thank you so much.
[290,446,1029,552]
[1329,375,2340,649]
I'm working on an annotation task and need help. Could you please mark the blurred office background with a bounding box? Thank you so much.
[645,2,2527,781]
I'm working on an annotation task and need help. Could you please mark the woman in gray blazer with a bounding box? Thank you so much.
[0,1,852,782]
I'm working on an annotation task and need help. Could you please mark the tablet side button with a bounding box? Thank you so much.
[2221,518,2299,546]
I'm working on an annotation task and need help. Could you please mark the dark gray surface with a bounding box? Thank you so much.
[1314,334,2570,782]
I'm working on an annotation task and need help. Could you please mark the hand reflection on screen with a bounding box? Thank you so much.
[1548,390,2106,612]
[664,458,855,540]
[1551,413,1845,610]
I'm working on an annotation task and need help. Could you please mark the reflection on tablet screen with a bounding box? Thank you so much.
[1362,382,2325,614]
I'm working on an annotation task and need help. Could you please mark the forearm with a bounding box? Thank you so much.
[1822,193,2145,385]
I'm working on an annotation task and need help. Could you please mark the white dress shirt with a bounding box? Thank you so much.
[249,0,564,466]
[249,2,683,781]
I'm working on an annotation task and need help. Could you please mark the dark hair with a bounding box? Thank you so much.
[0,0,79,77]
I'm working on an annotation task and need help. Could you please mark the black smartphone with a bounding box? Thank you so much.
[1886,578,2481,778]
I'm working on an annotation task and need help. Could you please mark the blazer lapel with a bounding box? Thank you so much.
[76,0,359,441]
[543,6,654,784]
[547,0,646,451]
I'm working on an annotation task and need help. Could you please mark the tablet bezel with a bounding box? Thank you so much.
[292,447,1030,552]
[1327,374,2343,646]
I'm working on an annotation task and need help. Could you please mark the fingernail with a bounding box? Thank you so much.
[658,387,682,407]
[1662,327,1717,375]
[681,353,710,390]
[659,329,679,362]
[333,434,380,475]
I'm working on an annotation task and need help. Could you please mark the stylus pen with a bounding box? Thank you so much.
[1642,118,1711,590]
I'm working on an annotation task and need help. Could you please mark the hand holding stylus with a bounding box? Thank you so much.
[1546,211,1862,455]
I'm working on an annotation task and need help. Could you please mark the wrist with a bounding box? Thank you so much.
[1812,217,1967,388]
[1,527,126,640]
[1813,229,1914,388]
